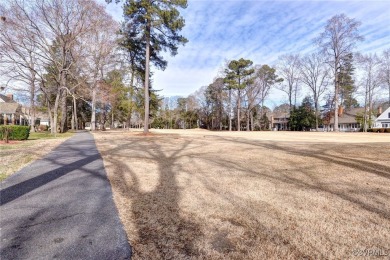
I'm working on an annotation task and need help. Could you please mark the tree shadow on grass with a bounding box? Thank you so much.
[103,137,203,259]
[97,133,390,259]
[213,137,390,219]
[0,154,103,206]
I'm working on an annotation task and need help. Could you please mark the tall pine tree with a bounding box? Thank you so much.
[338,53,359,108]
[111,0,188,133]
[224,58,254,131]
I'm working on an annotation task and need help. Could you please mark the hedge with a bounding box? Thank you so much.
[0,125,30,140]
[368,128,390,133]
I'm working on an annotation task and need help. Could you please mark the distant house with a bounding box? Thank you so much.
[271,112,289,130]
[328,107,365,132]
[0,93,49,126]
[0,94,28,125]
[373,107,390,129]
[270,104,290,130]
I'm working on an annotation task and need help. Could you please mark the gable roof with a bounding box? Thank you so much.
[0,94,15,103]
[0,94,20,114]
[376,107,390,121]
[0,102,19,114]
[330,107,365,124]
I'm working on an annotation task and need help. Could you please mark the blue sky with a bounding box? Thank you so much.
[103,0,390,103]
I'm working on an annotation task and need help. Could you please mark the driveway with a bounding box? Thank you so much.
[0,132,131,259]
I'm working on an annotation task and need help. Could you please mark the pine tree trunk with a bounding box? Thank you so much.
[47,100,54,134]
[60,90,67,133]
[363,87,368,132]
[71,109,75,130]
[246,109,250,131]
[91,85,96,131]
[289,84,293,113]
[73,96,78,130]
[260,101,264,130]
[315,94,319,131]
[228,89,232,131]
[250,111,254,131]
[111,109,114,129]
[143,22,151,134]
[237,89,241,131]
[28,53,36,132]
[368,76,373,129]
[29,77,36,132]
[53,91,61,135]
[334,62,339,132]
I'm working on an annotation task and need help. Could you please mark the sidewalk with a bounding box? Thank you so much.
[0,132,131,259]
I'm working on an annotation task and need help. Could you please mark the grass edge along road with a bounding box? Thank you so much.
[0,132,74,181]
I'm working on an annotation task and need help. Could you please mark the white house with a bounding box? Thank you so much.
[373,107,390,128]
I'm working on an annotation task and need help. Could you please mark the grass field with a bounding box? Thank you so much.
[0,131,73,181]
[93,129,390,259]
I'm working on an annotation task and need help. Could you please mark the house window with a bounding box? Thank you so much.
[388,113,390,118]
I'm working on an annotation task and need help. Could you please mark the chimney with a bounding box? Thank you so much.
[338,106,344,117]
[378,106,383,116]
[6,94,13,101]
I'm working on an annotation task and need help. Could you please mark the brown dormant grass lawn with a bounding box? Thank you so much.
[0,132,73,181]
[93,129,390,259]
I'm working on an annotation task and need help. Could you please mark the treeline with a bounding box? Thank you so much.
[1,1,389,133]
[152,14,389,132]
[1,0,120,133]
[0,0,187,133]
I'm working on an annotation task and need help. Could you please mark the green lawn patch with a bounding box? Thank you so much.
[28,131,74,140]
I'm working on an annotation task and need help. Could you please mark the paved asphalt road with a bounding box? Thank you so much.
[0,132,131,259]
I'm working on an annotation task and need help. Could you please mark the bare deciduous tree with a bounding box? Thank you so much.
[277,54,301,113]
[356,53,382,131]
[77,5,118,131]
[0,2,41,131]
[299,53,330,131]
[316,14,363,132]
[381,49,390,106]
[245,64,282,131]
[1,0,117,133]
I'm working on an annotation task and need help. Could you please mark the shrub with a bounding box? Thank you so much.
[370,128,390,133]
[38,125,48,131]
[0,125,30,140]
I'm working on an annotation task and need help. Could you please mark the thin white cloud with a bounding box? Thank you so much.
[102,0,390,99]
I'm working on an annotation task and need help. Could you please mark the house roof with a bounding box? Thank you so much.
[272,104,290,119]
[0,94,15,103]
[0,94,20,114]
[329,107,365,124]
[272,110,290,119]
[0,102,19,114]
[376,107,390,122]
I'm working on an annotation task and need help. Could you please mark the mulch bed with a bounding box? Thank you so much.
[0,140,22,145]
